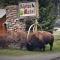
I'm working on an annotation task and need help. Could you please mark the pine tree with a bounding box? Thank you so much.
[38,0,56,33]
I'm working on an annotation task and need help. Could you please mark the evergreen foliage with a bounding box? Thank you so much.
[38,0,56,33]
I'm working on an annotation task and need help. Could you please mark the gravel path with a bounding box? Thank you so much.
[0,53,60,60]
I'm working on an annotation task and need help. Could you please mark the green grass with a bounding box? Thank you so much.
[45,39,60,52]
[0,39,60,56]
[0,49,38,56]
[53,39,60,52]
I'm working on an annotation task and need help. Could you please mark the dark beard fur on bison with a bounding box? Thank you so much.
[26,31,54,51]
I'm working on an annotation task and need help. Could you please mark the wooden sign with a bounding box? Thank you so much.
[19,1,39,18]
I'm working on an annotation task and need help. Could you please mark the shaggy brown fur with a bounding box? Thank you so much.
[26,31,54,51]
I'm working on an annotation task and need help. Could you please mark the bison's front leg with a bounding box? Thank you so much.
[42,44,45,51]
[40,42,45,51]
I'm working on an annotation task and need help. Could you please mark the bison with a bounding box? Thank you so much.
[26,31,54,51]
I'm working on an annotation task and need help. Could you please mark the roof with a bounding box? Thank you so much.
[0,9,6,18]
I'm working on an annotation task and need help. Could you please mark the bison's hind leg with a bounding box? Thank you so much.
[49,42,53,51]
[49,36,54,51]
